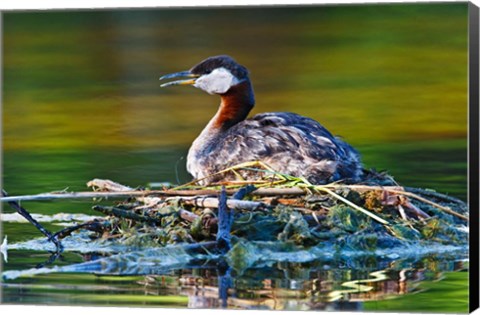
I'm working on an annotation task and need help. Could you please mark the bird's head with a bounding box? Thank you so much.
[159,55,250,95]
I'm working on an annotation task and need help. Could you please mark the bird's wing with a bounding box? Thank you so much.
[208,112,346,171]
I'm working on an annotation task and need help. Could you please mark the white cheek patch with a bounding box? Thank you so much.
[194,67,240,94]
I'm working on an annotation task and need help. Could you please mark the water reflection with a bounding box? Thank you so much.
[2,255,466,311]
[161,258,466,310]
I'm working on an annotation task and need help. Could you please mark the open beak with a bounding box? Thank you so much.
[159,71,199,87]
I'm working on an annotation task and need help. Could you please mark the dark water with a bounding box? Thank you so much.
[1,3,469,312]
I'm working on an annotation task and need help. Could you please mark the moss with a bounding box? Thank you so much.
[85,174,468,257]
[390,223,421,240]
[338,233,379,251]
[420,217,441,239]
[327,205,371,233]
[226,240,258,273]
[277,211,315,245]
[232,212,285,241]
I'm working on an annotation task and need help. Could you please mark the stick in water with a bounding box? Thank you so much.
[1,189,63,253]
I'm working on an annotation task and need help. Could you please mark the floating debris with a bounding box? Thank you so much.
[0,236,7,263]
[0,213,101,224]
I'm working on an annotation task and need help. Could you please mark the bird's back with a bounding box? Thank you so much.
[188,111,363,184]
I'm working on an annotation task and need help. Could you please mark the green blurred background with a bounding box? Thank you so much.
[2,4,468,201]
[2,4,468,198]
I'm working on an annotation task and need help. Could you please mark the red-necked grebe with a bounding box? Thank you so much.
[159,55,363,184]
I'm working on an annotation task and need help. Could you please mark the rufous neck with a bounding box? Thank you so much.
[211,80,255,130]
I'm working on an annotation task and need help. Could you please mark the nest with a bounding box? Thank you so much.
[76,163,468,254]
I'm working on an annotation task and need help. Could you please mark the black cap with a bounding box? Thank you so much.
[190,55,249,80]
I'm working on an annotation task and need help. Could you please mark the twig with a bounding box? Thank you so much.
[397,191,468,221]
[87,179,134,192]
[178,208,199,222]
[0,187,306,203]
[1,180,468,221]
[1,189,63,253]
[216,187,233,251]
[51,220,108,240]
[318,184,469,222]
[314,187,390,226]
[93,205,159,223]
[232,185,257,199]
[404,187,466,205]
[36,251,63,269]
[172,160,287,189]
[169,196,268,211]
[0,190,149,202]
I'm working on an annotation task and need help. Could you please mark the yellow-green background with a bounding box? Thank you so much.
[3,4,468,197]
